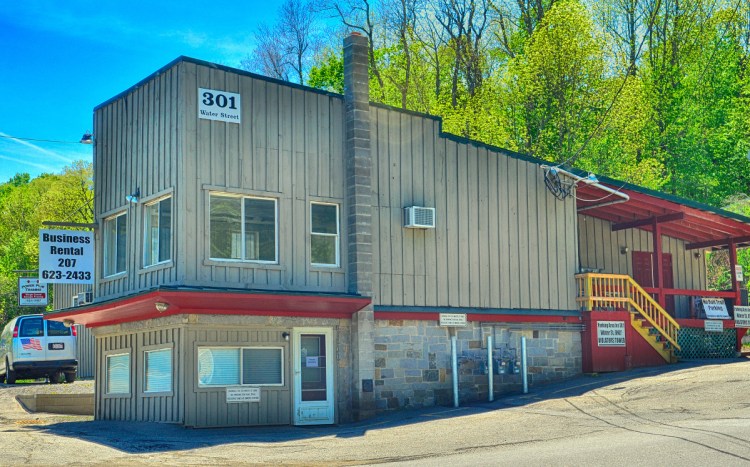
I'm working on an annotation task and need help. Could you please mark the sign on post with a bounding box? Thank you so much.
[597,321,626,347]
[700,298,731,320]
[38,230,94,284]
[734,306,750,328]
[18,278,48,306]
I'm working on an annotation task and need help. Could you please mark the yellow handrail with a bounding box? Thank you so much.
[575,273,681,350]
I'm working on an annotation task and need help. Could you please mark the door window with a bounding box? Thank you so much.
[300,335,327,401]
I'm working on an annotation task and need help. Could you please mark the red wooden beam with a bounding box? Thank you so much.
[612,212,684,231]
[686,235,750,250]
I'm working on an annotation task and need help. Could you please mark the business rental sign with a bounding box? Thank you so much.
[38,229,94,284]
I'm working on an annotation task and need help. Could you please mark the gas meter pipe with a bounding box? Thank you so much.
[487,334,494,402]
[522,336,528,394]
[452,333,459,408]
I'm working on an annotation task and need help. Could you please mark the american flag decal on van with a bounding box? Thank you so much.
[21,338,42,351]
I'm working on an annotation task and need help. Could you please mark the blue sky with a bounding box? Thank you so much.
[0,1,283,182]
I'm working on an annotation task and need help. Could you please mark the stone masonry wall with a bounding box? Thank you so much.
[373,320,582,410]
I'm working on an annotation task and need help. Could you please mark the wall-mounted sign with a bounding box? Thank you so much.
[734,306,750,328]
[597,321,626,347]
[704,320,724,332]
[199,88,241,124]
[38,230,94,284]
[18,278,48,306]
[736,265,744,282]
[700,298,731,320]
[439,313,467,327]
[226,386,260,403]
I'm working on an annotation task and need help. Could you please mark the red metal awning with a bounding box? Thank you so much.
[577,181,750,250]
[44,288,371,327]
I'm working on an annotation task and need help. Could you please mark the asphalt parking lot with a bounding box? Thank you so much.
[1,359,749,465]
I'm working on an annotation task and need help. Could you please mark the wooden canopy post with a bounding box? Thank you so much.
[728,238,741,306]
[652,218,666,309]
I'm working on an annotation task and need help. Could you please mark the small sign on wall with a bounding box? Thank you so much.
[734,306,750,328]
[704,320,724,332]
[439,313,467,327]
[597,321,626,347]
[199,88,241,123]
[700,298,731,319]
[226,386,260,403]
[736,265,744,282]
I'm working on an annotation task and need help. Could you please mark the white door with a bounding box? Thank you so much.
[293,328,334,425]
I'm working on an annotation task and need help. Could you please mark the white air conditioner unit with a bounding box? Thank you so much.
[404,206,436,229]
[77,291,93,306]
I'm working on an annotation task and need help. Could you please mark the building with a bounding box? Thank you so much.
[48,34,750,427]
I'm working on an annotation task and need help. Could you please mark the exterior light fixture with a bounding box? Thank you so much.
[125,188,140,204]
[155,302,169,313]
[80,132,93,144]
[282,332,290,341]
[63,319,75,328]
[620,246,629,255]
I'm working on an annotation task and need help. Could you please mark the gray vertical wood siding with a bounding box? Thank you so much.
[371,107,580,311]
[93,60,347,302]
[183,326,291,428]
[95,326,183,423]
[577,215,707,314]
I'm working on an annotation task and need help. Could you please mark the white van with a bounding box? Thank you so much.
[0,314,78,384]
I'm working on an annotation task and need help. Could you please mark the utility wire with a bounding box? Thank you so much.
[0,134,85,145]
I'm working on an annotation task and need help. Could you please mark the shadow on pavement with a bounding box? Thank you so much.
[28,358,748,454]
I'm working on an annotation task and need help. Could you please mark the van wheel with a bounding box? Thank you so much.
[64,372,76,383]
[6,362,16,385]
[49,372,62,384]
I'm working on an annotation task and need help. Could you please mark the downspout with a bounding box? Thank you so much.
[542,165,630,211]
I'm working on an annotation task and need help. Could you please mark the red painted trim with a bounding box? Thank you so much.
[641,288,734,298]
[45,289,371,327]
[677,318,737,329]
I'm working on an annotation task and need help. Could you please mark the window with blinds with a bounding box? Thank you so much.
[107,353,130,394]
[144,348,172,393]
[197,347,283,387]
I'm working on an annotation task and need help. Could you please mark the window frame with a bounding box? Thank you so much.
[197,345,285,388]
[105,351,131,396]
[310,202,340,268]
[209,193,279,264]
[103,211,128,277]
[143,347,173,395]
[142,196,173,268]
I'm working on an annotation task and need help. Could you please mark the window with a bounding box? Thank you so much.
[144,348,172,393]
[198,347,283,387]
[107,353,130,394]
[311,203,339,266]
[143,197,172,267]
[19,317,44,337]
[46,320,71,337]
[104,212,127,276]
[210,194,277,262]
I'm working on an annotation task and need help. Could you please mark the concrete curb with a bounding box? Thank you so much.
[16,393,94,416]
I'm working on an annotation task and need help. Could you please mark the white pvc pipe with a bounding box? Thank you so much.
[487,334,494,402]
[521,336,528,394]
[451,334,459,408]
[541,165,630,211]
